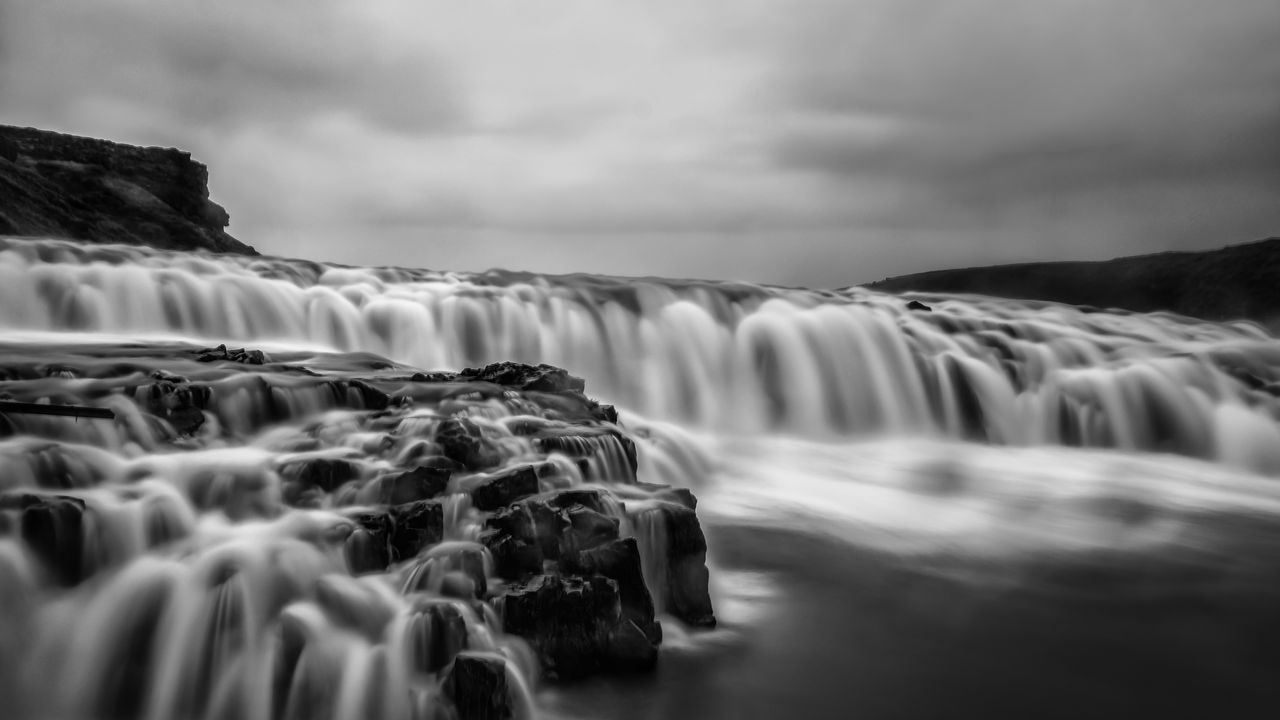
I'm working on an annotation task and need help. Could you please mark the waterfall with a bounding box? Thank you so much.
[3,237,1280,720]
[2,237,1277,470]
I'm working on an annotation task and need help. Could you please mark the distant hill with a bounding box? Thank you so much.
[864,237,1280,331]
[0,125,255,254]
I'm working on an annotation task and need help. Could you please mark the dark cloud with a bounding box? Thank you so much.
[1,0,1277,286]
[761,0,1280,259]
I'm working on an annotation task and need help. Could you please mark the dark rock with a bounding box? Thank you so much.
[562,505,621,558]
[640,502,716,628]
[410,600,470,674]
[337,379,391,411]
[565,538,660,644]
[598,404,620,424]
[0,134,18,162]
[483,503,556,579]
[0,125,255,254]
[634,483,697,510]
[0,493,87,585]
[459,362,586,394]
[906,300,933,312]
[344,511,392,574]
[196,344,268,364]
[470,465,540,511]
[607,619,659,672]
[533,428,638,483]
[435,417,502,470]
[444,652,513,720]
[280,457,361,494]
[139,378,210,436]
[482,489,622,580]
[389,500,444,562]
[499,574,627,680]
[377,465,451,505]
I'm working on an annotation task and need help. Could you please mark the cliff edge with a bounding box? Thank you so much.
[0,125,256,254]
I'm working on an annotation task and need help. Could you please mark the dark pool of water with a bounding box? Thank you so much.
[543,522,1280,720]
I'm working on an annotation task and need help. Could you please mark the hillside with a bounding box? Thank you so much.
[0,125,255,254]
[865,237,1280,330]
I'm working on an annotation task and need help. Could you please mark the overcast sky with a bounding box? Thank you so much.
[2,1,1277,287]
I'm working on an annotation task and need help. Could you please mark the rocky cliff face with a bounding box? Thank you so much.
[0,125,255,254]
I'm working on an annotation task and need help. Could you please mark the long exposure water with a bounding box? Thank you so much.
[3,237,1280,719]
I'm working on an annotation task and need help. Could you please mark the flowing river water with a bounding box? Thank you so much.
[2,237,1280,719]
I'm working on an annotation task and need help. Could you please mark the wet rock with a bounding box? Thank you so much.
[562,505,621,558]
[500,574,627,680]
[140,377,210,436]
[470,465,540,511]
[344,511,392,574]
[458,362,586,394]
[444,652,513,720]
[376,465,451,505]
[196,343,268,364]
[906,300,933,312]
[333,379,390,411]
[564,538,660,644]
[482,489,621,579]
[639,502,716,628]
[634,483,697,510]
[389,499,444,562]
[435,417,502,470]
[533,428,638,483]
[483,503,555,579]
[411,600,470,674]
[404,544,489,598]
[280,457,361,500]
[0,493,87,585]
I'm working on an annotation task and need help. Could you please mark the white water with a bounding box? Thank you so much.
[3,237,1280,719]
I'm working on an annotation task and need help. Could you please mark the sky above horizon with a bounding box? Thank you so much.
[1,1,1278,287]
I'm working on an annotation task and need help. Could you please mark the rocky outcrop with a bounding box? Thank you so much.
[0,342,716,689]
[0,125,255,254]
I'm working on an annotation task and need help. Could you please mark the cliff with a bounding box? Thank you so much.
[0,125,256,254]
[865,237,1280,330]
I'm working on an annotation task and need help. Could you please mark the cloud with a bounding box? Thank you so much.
[760,0,1280,249]
[1,0,1277,286]
[0,0,466,137]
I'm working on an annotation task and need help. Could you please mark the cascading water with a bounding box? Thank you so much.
[3,237,1277,470]
[3,236,1280,720]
